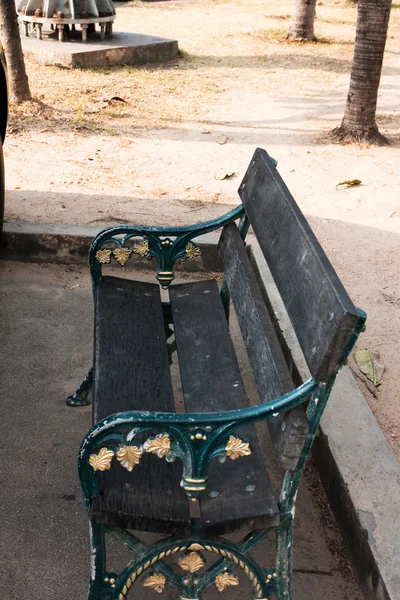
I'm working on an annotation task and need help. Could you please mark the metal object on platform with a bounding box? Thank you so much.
[17,0,115,42]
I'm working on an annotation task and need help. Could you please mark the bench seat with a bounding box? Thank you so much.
[90,276,282,535]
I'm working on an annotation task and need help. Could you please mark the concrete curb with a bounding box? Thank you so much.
[1,219,399,600]
[250,244,400,600]
[0,220,223,272]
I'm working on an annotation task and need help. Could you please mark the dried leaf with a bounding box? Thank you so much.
[336,179,362,190]
[216,136,229,145]
[103,96,127,104]
[380,290,400,307]
[354,349,384,387]
[214,172,235,181]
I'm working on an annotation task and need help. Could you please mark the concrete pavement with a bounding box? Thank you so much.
[0,260,362,600]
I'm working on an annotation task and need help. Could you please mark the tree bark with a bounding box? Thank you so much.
[287,0,318,41]
[0,0,31,102]
[332,0,392,144]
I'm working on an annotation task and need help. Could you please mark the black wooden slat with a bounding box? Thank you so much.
[219,223,309,470]
[239,148,360,382]
[170,279,279,534]
[91,276,190,534]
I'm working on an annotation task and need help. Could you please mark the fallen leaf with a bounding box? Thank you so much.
[336,179,362,190]
[351,366,378,399]
[214,172,235,180]
[216,135,229,145]
[105,96,127,104]
[354,349,384,387]
[380,290,400,307]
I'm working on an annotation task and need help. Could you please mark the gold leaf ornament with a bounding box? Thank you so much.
[179,552,205,573]
[143,574,166,593]
[89,447,115,471]
[116,446,143,471]
[113,248,132,265]
[146,435,171,458]
[133,239,149,257]
[225,436,252,460]
[185,243,203,260]
[96,249,112,264]
[215,573,240,592]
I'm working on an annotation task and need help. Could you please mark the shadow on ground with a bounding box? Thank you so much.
[0,260,363,599]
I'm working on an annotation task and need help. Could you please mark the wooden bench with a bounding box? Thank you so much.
[74,148,366,600]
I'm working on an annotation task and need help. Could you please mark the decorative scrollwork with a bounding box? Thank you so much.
[225,436,252,460]
[215,573,240,592]
[113,248,132,265]
[116,446,143,471]
[185,242,203,260]
[143,574,166,593]
[179,552,205,573]
[89,447,114,471]
[117,541,266,600]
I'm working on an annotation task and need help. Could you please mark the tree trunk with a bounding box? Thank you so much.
[0,0,31,102]
[332,0,392,144]
[287,0,317,41]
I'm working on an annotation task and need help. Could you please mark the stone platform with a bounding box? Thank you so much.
[21,31,178,68]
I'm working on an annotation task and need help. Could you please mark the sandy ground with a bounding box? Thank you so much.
[3,0,400,456]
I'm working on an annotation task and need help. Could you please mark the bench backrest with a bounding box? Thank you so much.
[238,148,359,383]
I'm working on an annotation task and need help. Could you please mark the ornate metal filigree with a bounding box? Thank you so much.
[116,446,143,471]
[215,573,240,592]
[225,436,252,460]
[111,537,268,600]
[133,239,149,257]
[179,552,205,573]
[89,447,114,471]
[113,248,132,265]
[96,249,112,264]
[145,435,171,458]
[143,574,166,593]
[185,242,203,260]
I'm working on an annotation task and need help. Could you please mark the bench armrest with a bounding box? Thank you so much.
[79,378,318,505]
[88,204,246,288]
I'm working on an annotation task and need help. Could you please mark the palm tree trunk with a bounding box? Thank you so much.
[287,0,317,41]
[333,0,392,144]
[0,0,31,102]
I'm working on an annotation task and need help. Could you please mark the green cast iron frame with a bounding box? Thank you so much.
[74,203,366,600]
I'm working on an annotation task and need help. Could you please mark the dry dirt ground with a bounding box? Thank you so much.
[3,0,400,457]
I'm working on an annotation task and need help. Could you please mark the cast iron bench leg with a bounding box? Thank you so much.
[67,367,93,406]
[87,522,107,600]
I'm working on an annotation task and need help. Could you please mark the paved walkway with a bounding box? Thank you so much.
[0,261,362,600]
